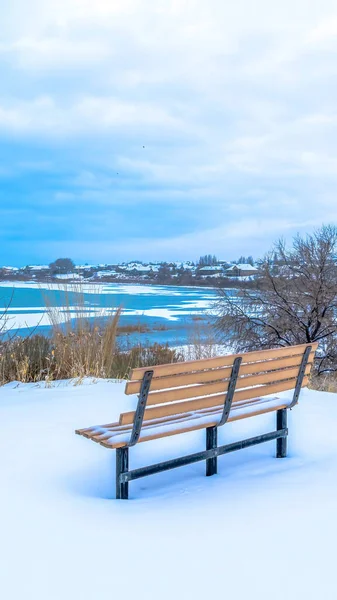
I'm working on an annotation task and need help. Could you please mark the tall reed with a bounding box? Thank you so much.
[0,283,182,385]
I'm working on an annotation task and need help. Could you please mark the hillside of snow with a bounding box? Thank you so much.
[1,379,336,600]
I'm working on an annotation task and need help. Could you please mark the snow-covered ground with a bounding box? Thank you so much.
[1,379,336,599]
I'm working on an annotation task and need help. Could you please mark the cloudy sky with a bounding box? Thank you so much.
[1,0,337,265]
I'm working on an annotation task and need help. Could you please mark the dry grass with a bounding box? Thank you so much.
[0,334,182,385]
[0,284,182,385]
[117,323,150,334]
[43,284,123,379]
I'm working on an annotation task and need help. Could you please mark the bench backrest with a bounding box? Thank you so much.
[121,343,318,427]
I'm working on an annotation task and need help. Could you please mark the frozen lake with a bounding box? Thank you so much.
[0,281,223,346]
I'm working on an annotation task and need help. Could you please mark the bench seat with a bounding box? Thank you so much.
[77,394,293,448]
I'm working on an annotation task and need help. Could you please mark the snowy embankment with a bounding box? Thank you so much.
[1,379,336,599]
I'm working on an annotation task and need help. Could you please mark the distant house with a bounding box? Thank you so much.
[24,265,50,278]
[175,261,196,271]
[75,264,108,271]
[120,262,160,276]
[133,265,154,275]
[55,273,82,280]
[26,265,50,271]
[95,270,118,278]
[198,265,223,276]
[225,263,258,277]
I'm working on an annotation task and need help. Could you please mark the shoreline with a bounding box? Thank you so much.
[0,279,216,290]
[0,275,252,290]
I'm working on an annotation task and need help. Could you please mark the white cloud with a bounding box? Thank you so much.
[2,0,337,260]
[0,95,183,137]
[307,18,337,44]
[7,37,112,69]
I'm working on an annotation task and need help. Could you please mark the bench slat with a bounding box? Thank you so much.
[119,377,307,425]
[144,363,312,406]
[76,421,120,437]
[80,394,290,444]
[128,343,317,383]
[78,394,279,444]
[125,352,315,395]
[100,398,291,448]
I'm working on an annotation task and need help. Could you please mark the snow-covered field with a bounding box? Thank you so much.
[1,379,336,599]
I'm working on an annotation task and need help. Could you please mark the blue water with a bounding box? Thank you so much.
[0,282,222,347]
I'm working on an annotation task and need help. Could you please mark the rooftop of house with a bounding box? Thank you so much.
[26,265,50,270]
[76,264,109,269]
[2,266,19,271]
[226,263,258,271]
[95,270,118,278]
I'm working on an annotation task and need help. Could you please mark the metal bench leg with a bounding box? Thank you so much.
[205,356,241,477]
[276,409,287,458]
[206,426,217,476]
[116,447,129,499]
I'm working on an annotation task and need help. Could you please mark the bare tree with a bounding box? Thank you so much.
[216,225,337,374]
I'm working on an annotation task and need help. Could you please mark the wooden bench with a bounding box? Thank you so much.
[76,342,317,499]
